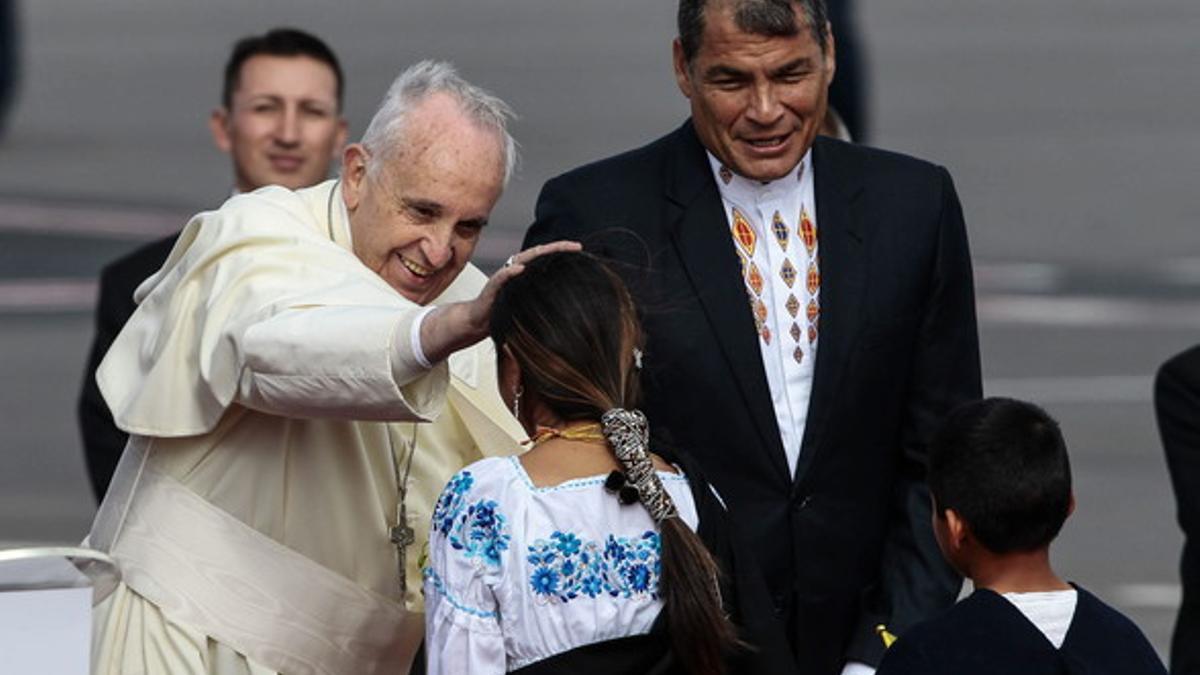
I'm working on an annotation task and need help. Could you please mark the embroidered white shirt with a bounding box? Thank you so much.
[423,456,700,673]
[708,151,820,477]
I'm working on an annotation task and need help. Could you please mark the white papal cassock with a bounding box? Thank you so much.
[86,179,523,675]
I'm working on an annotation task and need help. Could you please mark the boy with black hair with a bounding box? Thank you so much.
[877,397,1166,675]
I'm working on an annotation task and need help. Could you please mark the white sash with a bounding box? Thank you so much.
[88,438,422,675]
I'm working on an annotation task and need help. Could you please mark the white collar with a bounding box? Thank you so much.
[706,150,811,203]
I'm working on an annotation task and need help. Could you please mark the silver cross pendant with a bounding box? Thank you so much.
[391,501,416,593]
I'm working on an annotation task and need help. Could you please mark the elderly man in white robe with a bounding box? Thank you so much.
[86,60,576,675]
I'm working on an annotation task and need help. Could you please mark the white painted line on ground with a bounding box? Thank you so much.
[1160,257,1200,285]
[0,200,185,239]
[974,262,1063,293]
[1109,583,1182,610]
[0,279,97,312]
[978,294,1200,329]
[985,375,1152,403]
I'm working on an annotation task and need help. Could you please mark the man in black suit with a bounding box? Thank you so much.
[77,28,347,501]
[524,1,980,673]
[1156,345,1200,674]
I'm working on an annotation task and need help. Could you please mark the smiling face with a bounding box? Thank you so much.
[674,3,834,181]
[210,54,347,192]
[341,93,506,305]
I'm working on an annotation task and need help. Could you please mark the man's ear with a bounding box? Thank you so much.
[340,143,370,212]
[1066,492,1076,518]
[672,39,694,100]
[209,108,232,153]
[944,508,970,550]
[823,21,837,85]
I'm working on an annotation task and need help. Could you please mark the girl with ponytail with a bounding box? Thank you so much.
[423,252,794,675]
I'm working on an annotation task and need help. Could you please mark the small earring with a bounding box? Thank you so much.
[512,385,523,419]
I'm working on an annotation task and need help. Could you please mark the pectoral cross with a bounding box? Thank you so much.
[391,500,416,593]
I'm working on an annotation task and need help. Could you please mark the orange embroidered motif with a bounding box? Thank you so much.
[806,299,819,323]
[772,211,789,250]
[762,325,772,345]
[790,322,802,342]
[719,165,733,185]
[755,298,769,324]
[808,324,818,344]
[806,264,820,295]
[732,208,756,256]
[799,207,817,253]
[793,346,804,364]
[748,262,764,296]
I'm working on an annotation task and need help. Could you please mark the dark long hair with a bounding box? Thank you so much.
[490,252,737,674]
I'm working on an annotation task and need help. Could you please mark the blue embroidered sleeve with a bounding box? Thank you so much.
[431,469,512,569]
[424,467,508,674]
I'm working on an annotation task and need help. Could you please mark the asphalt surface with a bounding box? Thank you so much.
[0,0,1197,660]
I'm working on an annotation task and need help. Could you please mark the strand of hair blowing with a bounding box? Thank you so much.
[601,408,737,675]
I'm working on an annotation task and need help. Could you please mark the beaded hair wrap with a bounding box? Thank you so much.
[601,408,679,523]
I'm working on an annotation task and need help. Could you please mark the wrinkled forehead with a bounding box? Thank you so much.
[395,100,506,174]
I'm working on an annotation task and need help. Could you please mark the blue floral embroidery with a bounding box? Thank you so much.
[527,530,662,603]
[432,471,474,536]
[531,567,559,595]
[431,471,510,568]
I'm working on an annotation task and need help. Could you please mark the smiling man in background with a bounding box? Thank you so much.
[78,28,348,501]
[208,27,347,194]
[525,1,981,672]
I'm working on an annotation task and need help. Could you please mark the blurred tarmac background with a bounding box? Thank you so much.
[0,0,1197,658]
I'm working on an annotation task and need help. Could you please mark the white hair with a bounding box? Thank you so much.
[359,60,517,184]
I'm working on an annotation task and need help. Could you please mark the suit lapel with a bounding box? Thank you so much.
[795,137,867,483]
[662,123,791,483]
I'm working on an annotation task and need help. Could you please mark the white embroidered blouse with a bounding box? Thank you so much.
[423,455,700,673]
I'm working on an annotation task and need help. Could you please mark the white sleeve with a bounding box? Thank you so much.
[422,470,509,674]
[98,191,453,435]
[237,302,445,422]
[423,565,505,675]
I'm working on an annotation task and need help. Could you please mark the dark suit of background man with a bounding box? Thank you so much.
[825,0,866,142]
[77,28,348,501]
[1156,345,1200,675]
[525,1,981,673]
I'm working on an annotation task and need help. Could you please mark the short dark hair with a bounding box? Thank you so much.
[677,0,829,65]
[221,28,344,110]
[928,397,1073,554]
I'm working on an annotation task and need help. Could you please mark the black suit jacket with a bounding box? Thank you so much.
[1155,344,1200,674]
[525,121,981,672]
[77,233,178,501]
[877,586,1167,675]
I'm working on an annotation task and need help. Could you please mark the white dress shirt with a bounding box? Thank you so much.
[709,151,820,477]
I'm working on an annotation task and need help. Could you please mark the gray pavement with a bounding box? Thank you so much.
[1,0,1198,661]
